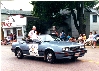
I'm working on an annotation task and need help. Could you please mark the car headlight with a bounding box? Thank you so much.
[62,47,69,51]
[80,45,85,48]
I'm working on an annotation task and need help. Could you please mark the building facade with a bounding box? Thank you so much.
[47,8,99,38]
[85,8,99,38]
[1,9,32,41]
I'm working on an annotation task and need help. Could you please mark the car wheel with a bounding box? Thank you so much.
[16,49,24,59]
[46,51,55,64]
[71,57,78,61]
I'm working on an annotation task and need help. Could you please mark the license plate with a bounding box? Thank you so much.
[75,52,80,56]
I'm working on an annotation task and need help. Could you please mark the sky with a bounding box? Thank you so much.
[1,0,33,11]
[1,0,99,11]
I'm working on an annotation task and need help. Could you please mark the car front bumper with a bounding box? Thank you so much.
[55,49,87,59]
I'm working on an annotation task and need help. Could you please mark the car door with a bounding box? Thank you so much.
[19,41,30,52]
[38,35,46,56]
[38,42,48,56]
[28,43,39,56]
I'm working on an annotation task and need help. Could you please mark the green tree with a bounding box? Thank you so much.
[31,1,98,34]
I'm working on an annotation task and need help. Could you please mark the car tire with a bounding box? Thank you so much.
[16,49,24,59]
[71,57,78,61]
[45,50,55,64]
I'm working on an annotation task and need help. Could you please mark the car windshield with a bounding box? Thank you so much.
[50,35,61,41]
[39,35,61,41]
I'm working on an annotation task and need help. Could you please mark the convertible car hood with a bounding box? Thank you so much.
[49,41,83,47]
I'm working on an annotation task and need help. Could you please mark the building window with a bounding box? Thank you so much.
[93,15,97,22]
[18,29,23,36]
[7,30,11,36]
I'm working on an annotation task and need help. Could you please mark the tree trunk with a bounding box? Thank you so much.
[71,9,80,33]
[78,1,84,34]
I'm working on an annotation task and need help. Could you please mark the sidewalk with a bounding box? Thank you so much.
[85,46,99,48]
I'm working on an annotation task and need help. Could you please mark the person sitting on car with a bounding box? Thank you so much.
[28,26,41,43]
[28,26,38,40]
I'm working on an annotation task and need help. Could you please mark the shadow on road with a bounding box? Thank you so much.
[22,56,82,64]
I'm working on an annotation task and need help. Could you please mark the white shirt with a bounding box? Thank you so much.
[28,30,38,40]
[78,36,82,40]
[89,34,94,41]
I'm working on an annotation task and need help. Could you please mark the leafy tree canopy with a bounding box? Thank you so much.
[31,1,98,19]
[30,1,98,34]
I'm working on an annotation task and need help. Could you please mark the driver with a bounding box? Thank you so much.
[28,26,38,40]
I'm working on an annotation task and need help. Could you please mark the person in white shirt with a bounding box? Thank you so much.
[93,31,97,48]
[78,34,83,43]
[89,32,94,48]
[28,26,38,40]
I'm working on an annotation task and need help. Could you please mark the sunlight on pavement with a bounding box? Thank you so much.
[95,62,99,64]
[88,60,94,62]
[81,60,99,65]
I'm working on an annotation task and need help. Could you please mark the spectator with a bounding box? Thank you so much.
[60,30,66,41]
[78,34,83,43]
[1,37,7,45]
[69,37,76,42]
[93,31,97,48]
[71,37,76,42]
[55,31,58,37]
[89,32,94,48]
[67,34,71,41]
[10,33,13,43]
[69,38,72,42]
[82,34,86,44]
[13,33,17,42]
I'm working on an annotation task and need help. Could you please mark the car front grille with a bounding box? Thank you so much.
[70,46,80,51]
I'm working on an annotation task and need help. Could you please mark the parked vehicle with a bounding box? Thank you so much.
[11,34,87,63]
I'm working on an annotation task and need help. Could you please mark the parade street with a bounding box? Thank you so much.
[1,45,99,71]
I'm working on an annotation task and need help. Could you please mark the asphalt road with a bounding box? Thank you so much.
[1,45,99,71]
